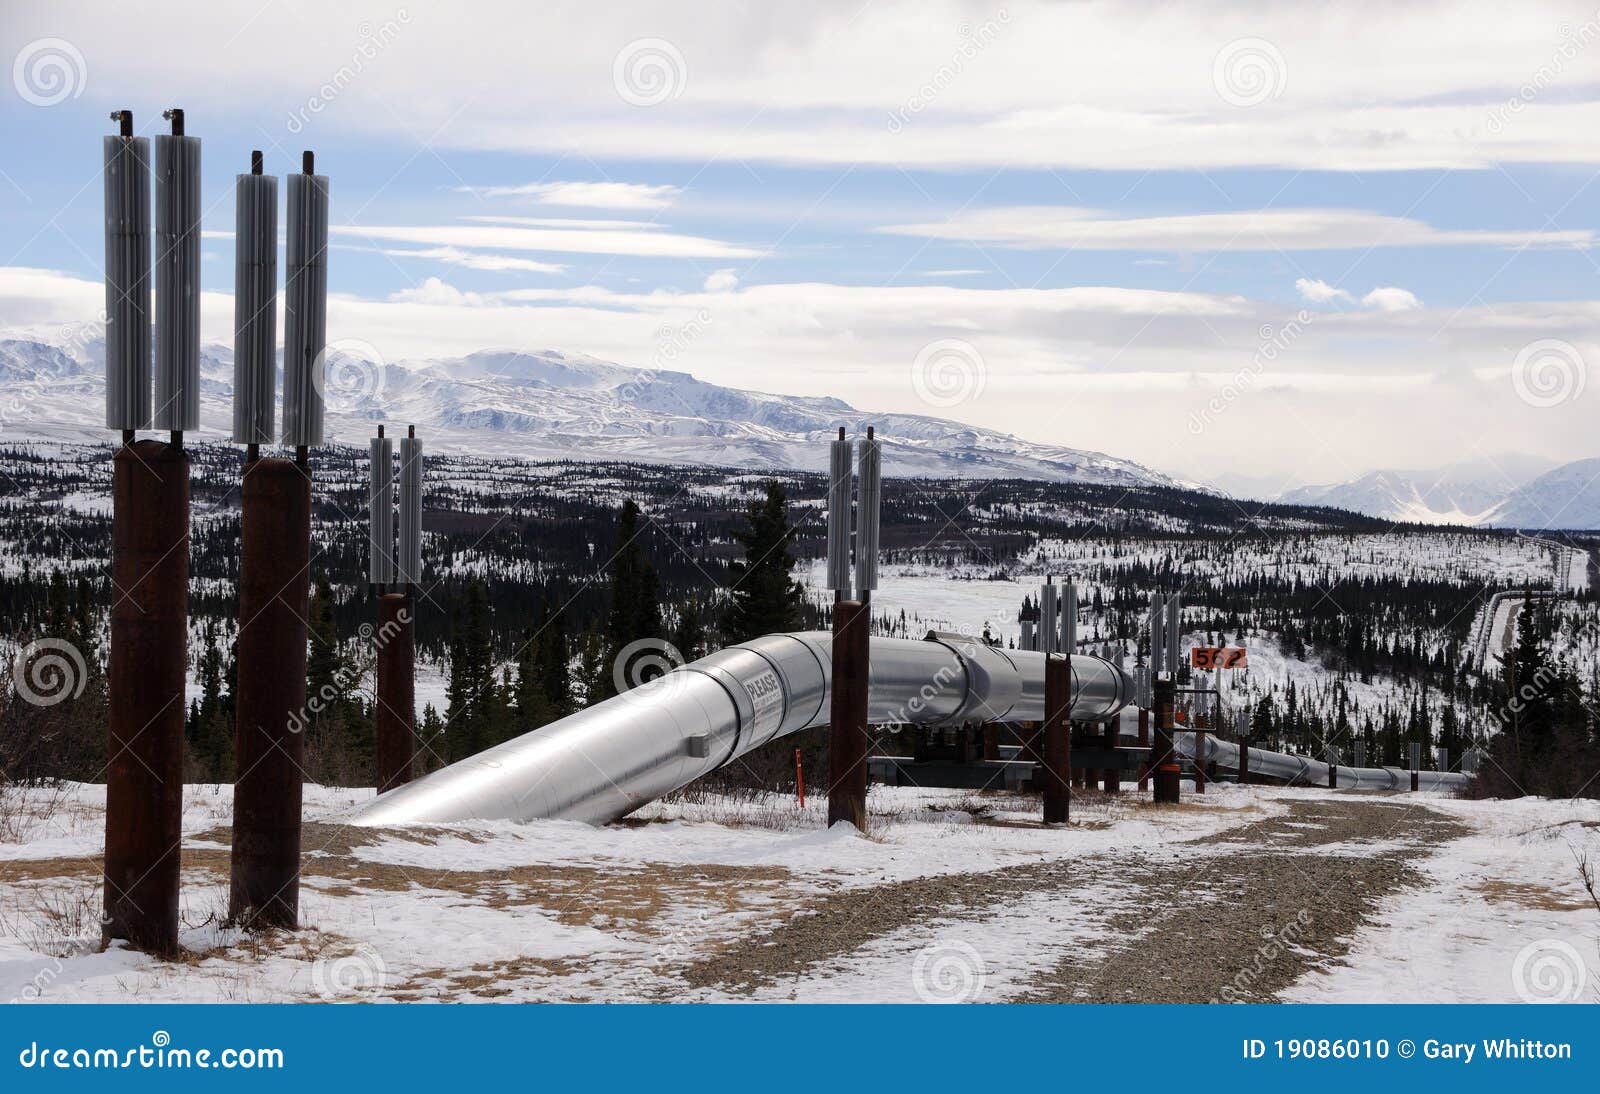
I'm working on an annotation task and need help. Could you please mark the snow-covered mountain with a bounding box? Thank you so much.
[1272,455,1600,529]
[0,335,1179,487]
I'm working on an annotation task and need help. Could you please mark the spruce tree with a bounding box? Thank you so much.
[598,500,664,697]
[725,481,804,644]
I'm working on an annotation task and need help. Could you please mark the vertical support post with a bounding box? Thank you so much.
[1103,714,1120,794]
[374,592,415,793]
[982,722,999,761]
[1042,653,1072,824]
[230,458,311,929]
[1409,741,1420,792]
[1327,747,1338,789]
[1137,706,1150,791]
[828,599,870,831]
[103,440,189,956]
[1238,711,1251,785]
[1152,675,1181,804]
[1193,723,1207,794]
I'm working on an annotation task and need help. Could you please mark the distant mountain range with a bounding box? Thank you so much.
[1265,456,1600,530]
[0,334,1186,488]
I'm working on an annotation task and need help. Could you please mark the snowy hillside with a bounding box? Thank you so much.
[1272,455,1600,530]
[0,335,1177,488]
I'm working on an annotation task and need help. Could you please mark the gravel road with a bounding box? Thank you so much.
[675,796,1468,1002]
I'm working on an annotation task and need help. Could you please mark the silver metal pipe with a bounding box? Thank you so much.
[350,630,1135,826]
[1184,734,1467,791]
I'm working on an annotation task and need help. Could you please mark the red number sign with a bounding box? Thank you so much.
[1190,647,1248,669]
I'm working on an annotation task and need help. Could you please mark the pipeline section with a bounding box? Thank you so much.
[352,631,1133,827]
[1179,733,1468,791]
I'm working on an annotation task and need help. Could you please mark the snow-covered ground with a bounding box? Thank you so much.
[1,781,1594,1004]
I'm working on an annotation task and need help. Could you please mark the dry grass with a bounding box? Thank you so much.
[1471,877,1594,913]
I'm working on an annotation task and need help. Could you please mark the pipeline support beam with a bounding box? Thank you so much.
[828,600,870,831]
[1042,654,1072,824]
[103,440,190,955]
[374,592,416,793]
[230,458,311,929]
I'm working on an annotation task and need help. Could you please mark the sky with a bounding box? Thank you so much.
[1,0,1599,491]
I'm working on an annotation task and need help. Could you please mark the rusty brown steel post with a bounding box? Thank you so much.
[230,458,312,929]
[1152,676,1181,804]
[1042,654,1072,824]
[103,440,189,956]
[828,599,870,831]
[1194,726,1207,794]
[1137,706,1150,791]
[1327,755,1338,789]
[982,722,999,762]
[374,591,416,793]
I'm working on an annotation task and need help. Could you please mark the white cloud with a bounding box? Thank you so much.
[1361,286,1422,312]
[4,263,1596,482]
[457,181,682,210]
[377,246,566,275]
[881,207,1593,252]
[27,1,1600,173]
[332,223,760,259]
[703,268,740,292]
[1295,278,1352,304]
